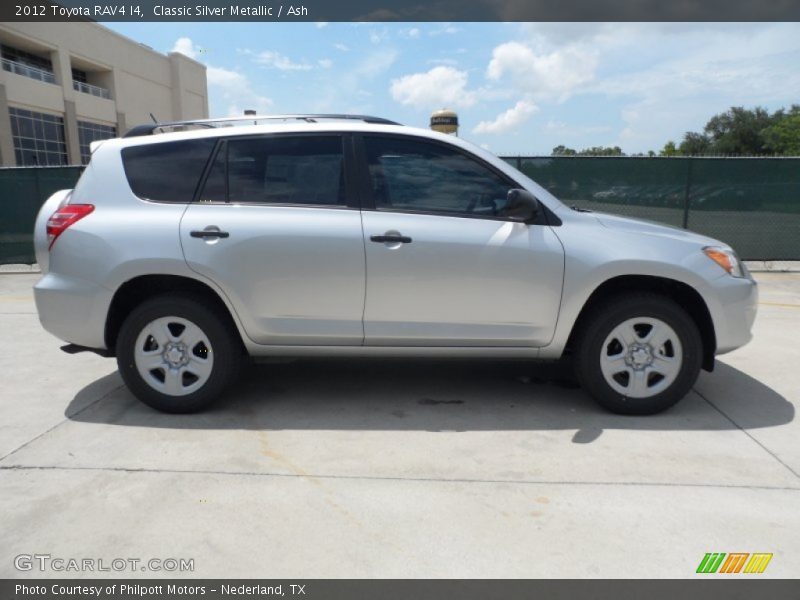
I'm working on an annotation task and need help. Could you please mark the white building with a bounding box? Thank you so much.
[0,22,208,166]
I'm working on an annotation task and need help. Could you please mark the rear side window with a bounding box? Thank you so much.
[122,138,216,202]
[199,135,346,206]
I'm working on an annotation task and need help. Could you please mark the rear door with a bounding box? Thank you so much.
[180,134,366,346]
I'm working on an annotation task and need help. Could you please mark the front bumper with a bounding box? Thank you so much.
[708,273,758,355]
[34,273,113,350]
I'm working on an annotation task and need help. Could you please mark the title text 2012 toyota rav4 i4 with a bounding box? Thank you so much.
[33,114,757,415]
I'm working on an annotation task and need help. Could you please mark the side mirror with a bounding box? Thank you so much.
[505,188,539,223]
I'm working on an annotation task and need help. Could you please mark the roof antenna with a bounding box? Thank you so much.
[149,113,158,124]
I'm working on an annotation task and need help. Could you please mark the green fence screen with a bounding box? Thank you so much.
[1,157,799,264]
[0,166,84,264]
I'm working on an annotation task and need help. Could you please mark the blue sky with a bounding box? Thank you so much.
[106,22,800,155]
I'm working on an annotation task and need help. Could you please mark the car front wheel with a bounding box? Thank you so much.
[574,293,703,415]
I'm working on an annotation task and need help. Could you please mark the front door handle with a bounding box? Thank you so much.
[190,229,230,239]
[370,234,412,244]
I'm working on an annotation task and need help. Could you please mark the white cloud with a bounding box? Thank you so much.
[575,24,800,149]
[354,48,398,78]
[390,66,477,109]
[544,120,612,136]
[171,40,272,116]
[315,22,328,28]
[473,99,539,134]
[205,66,240,86]
[334,43,349,52]
[588,33,800,104]
[254,50,312,71]
[487,41,597,101]
[511,23,800,151]
[171,37,198,59]
[206,65,272,117]
[310,49,398,113]
[318,58,333,69]
[404,28,420,39]
[427,58,459,66]
[429,24,460,36]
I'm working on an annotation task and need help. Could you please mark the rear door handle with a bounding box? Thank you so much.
[190,229,229,239]
[370,234,412,244]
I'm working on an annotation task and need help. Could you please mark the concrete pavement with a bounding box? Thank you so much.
[1,273,798,578]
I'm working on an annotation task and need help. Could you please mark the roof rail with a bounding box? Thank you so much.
[123,114,402,138]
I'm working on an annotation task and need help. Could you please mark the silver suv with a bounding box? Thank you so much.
[33,114,757,415]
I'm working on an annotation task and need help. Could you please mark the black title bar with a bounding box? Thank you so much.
[3,580,800,600]
[3,0,800,22]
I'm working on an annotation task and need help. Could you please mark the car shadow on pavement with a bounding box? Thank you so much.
[65,358,793,441]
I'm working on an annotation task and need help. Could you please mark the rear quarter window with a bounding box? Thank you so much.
[121,138,216,202]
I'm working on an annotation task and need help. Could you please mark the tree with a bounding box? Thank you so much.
[577,146,624,156]
[550,105,800,158]
[675,105,800,156]
[678,132,711,155]
[701,106,773,155]
[552,145,624,156]
[762,105,800,156]
[552,145,577,156]
[659,141,680,157]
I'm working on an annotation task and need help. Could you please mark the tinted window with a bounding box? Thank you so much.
[364,136,512,217]
[122,138,216,202]
[223,136,345,205]
[199,142,227,203]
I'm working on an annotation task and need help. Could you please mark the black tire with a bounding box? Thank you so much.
[116,294,242,413]
[574,293,703,415]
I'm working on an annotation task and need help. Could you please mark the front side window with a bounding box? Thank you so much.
[363,136,513,217]
[121,138,216,203]
[200,135,346,206]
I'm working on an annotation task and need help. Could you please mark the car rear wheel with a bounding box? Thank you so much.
[116,295,241,413]
[574,293,703,415]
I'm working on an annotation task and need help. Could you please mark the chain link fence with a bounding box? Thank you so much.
[1,157,799,265]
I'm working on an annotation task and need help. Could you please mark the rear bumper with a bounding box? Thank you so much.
[709,274,758,355]
[34,273,112,350]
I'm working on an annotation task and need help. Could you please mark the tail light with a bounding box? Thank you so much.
[46,204,94,250]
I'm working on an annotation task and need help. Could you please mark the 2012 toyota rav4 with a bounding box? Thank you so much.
[33,114,757,415]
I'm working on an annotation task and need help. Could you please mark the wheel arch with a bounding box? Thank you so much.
[105,274,247,355]
[566,274,717,372]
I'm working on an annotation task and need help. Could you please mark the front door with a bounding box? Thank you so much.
[358,135,564,346]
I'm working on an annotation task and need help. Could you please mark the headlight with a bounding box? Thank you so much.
[703,246,744,278]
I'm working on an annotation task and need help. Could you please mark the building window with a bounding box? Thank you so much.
[77,120,117,164]
[1,44,55,84]
[71,68,87,83]
[9,107,68,166]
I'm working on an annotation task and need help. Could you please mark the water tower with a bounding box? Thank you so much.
[430,109,459,136]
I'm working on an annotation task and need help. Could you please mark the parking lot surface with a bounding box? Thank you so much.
[1,272,798,578]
